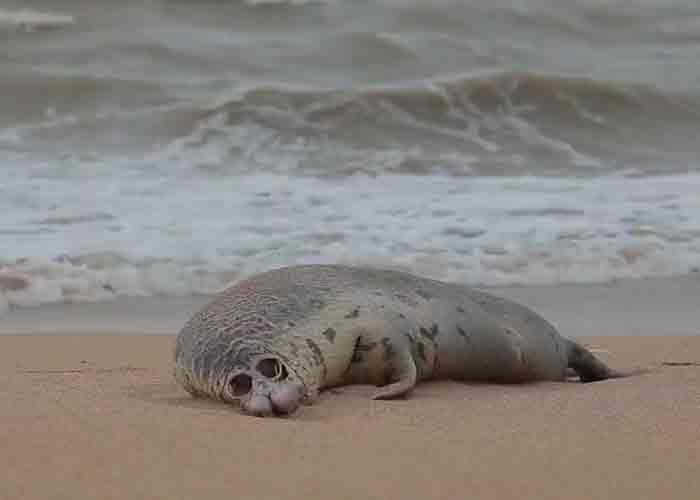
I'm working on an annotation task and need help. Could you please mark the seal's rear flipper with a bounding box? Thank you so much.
[566,340,646,383]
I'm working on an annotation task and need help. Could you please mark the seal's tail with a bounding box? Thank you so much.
[565,340,649,383]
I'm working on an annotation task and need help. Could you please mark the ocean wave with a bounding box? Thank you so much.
[2,241,698,315]
[208,71,700,131]
[4,64,699,176]
[162,71,700,176]
[210,70,698,117]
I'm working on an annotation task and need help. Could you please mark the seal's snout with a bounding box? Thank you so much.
[244,395,274,417]
[235,356,306,417]
[269,382,305,415]
[241,382,305,417]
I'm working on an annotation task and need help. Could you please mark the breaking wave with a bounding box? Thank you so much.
[171,71,700,176]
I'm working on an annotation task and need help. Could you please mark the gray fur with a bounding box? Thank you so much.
[174,264,628,416]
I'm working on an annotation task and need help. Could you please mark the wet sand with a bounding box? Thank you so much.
[1,276,699,500]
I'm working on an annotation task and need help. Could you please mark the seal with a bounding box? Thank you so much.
[174,264,633,417]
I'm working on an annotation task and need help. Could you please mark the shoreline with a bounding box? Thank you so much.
[3,273,699,337]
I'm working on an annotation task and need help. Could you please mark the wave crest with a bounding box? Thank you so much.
[166,71,700,176]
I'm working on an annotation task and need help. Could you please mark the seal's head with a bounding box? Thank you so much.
[222,353,306,417]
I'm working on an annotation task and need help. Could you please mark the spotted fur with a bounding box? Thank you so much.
[174,264,629,408]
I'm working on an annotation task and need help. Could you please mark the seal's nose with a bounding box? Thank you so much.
[269,382,305,415]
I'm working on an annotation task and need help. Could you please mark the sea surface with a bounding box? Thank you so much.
[2,0,700,311]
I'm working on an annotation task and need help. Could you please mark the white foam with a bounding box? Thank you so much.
[1,160,700,311]
[0,8,74,32]
[0,257,229,314]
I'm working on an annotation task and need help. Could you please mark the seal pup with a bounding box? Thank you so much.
[174,264,632,417]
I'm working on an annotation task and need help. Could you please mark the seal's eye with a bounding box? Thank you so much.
[230,373,252,396]
[256,358,288,381]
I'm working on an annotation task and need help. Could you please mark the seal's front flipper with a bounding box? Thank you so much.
[371,347,417,400]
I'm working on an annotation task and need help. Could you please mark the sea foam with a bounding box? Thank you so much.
[2,168,700,314]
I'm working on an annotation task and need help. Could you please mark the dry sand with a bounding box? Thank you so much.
[1,276,699,500]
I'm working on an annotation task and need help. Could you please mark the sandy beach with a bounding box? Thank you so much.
[1,276,699,500]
